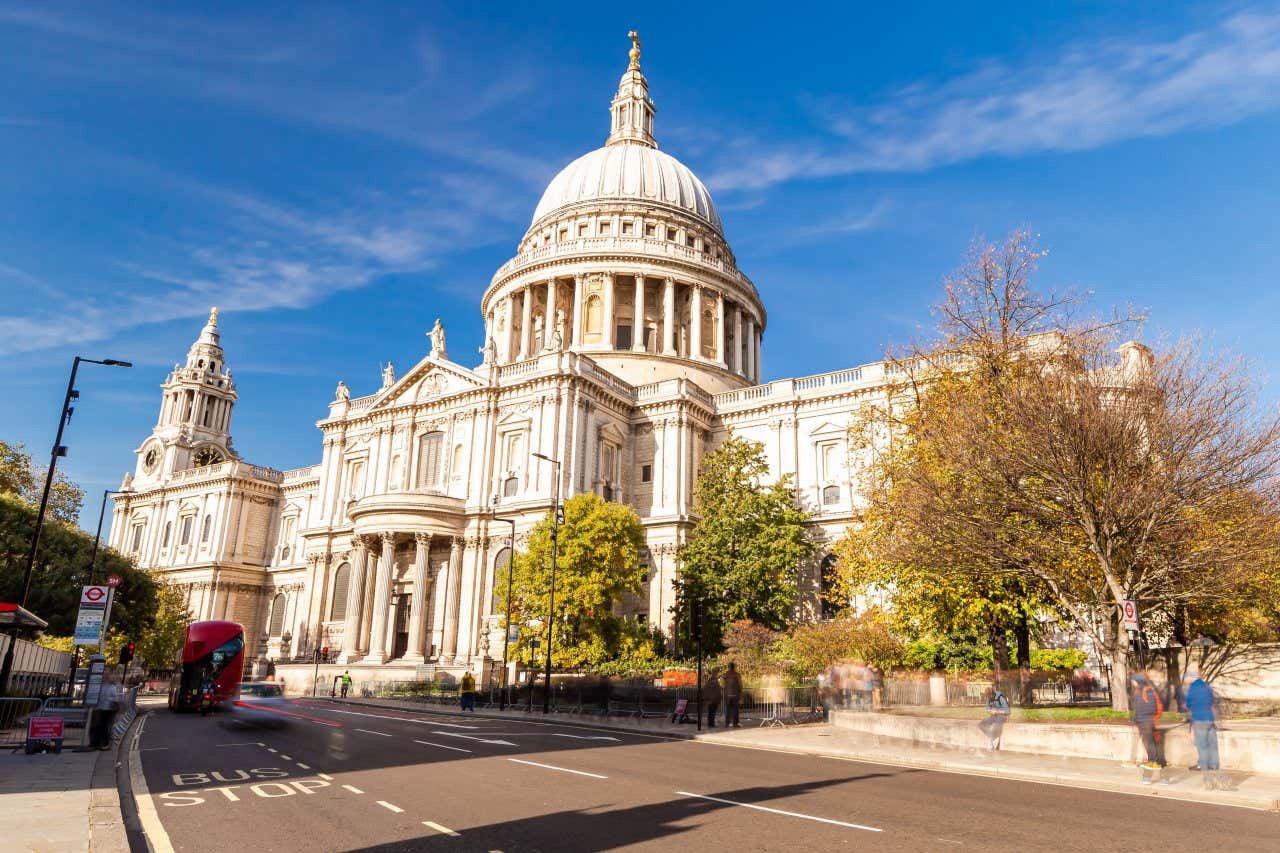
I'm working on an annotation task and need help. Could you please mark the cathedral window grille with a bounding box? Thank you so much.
[268,593,287,637]
[162,521,172,548]
[348,461,365,500]
[330,563,351,621]
[131,524,144,552]
[491,547,512,612]
[416,431,444,488]
[180,516,193,546]
[822,484,841,506]
[502,476,518,498]
[201,515,212,543]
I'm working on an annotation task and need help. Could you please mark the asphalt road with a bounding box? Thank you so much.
[135,699,1280,852]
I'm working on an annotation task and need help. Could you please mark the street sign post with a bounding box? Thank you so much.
[106,574,122,588]
[74,585,110,646]
[1122,599,1140,632]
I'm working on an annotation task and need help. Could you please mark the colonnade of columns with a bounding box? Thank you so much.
[489,273,763,383]
[339,531,466,665]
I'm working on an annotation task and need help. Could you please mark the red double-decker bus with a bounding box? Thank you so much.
[168,620,246,712]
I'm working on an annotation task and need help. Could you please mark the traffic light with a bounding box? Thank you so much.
[119,641,135,667]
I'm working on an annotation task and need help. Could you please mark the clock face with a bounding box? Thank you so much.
[142,447,159,473]
[193,447,223,468]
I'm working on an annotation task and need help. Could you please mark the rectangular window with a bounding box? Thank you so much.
[640,464,652,483]
[622,221,634,235]
[417,432,444,488]
[558,228,568,242]
[181,516,193,546]
[577,223,588,237]
[599,221,611,235]
[131,525,144,552]
[615,325,632,350]
[645,223,656,237]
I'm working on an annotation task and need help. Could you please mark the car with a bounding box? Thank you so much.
[222,681,291,729]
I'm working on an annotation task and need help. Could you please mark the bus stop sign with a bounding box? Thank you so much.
[1122,599,1140,632]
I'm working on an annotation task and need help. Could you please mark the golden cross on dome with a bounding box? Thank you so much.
[628,30,641,70]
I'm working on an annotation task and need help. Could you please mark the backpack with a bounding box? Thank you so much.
[1134,681,1163,720]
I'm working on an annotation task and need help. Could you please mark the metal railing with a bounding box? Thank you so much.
[0,698,43,747]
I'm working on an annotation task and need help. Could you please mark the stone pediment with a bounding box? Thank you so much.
[808,421,848,437]
[366,356,486,412]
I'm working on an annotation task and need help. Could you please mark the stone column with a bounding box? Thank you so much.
[690,284,703,360]
[403,533,432,662]
[755,324,762,384]
[715,291,727,367]
[632,275,647,352]
[662,278,676,355]
[339,538,369,662]
[519,284,534,360]
[571,275,583,347]
[745,316,756,384]
[365,531,397,664]
[441,536,465,660]
[732,303,743,375]
[544,278,557,350]
[602,272,615,349]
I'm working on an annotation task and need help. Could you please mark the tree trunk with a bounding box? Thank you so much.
[1014,613,1032,706]
[989,617,1010,689]
[1106,617,1130,712]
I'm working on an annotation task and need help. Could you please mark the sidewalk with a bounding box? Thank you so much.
[0,739,130,852]
[329,696,1280,812]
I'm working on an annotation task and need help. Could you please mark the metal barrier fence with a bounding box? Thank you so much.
[363,678,825,727]
[0,635,72,698]
[0,697,43,747]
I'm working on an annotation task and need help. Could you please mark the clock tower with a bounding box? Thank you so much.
[132,308,239,484]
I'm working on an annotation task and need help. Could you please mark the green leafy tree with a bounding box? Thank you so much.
[776,611,904,678]
[0,439,84,524]
[136,582,191,671]
[497,493,648,669]
[676,436,816,650]
[717,620,781,682]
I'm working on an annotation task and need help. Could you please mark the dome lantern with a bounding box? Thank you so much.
[607,31,657,149]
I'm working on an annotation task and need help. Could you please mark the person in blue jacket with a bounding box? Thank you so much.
[1182,670,1228,790]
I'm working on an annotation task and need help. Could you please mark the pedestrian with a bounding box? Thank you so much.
[340,670,353,698]
[460,670,476,712]
[871,666,884,711]
[703,669,722,728]
[977,686,1010,751]
[1182,669,1227,790]
[722,662,743,728]
[91,674,121,750]
[1130,669,1169,785]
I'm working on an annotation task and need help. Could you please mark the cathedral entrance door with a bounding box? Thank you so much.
[391,593,410,660]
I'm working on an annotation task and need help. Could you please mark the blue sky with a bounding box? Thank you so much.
[3,2,1280,531]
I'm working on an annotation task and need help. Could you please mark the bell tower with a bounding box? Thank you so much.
[133,308,239,483]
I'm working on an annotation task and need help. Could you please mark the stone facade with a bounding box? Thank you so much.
[109,35,894,682]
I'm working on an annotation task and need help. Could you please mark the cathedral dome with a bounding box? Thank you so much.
[531,143,722,235]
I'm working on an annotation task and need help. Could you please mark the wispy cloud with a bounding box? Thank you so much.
[707,8,1280,191]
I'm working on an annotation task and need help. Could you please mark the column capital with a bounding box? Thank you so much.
[380,530,396,547]
[450,535,465,551]
[414,531,433,548]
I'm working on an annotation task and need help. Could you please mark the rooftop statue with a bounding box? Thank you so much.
[429,318,448,360]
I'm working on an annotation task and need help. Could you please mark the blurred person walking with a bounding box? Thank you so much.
[1130,669,1169,785]
[340,670,352,698]
[90,673,121,750]
[460,671,477,711]
[722,662,743,728]
[977,686,1010,751]
[703,668,723,728]
[1182,670,1227,789]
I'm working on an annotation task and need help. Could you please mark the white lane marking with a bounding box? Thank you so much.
[297,763,311,769]
[674,791,882,833]
[141,747,170,751]
[130,716,177,853]
[355,728,392,737]
[280,754,292,760]
[215,742,261,747]
[318,773,334,781]
[265,747,278,753]
[415,739,472,753]
[377,800,404,813]
[550,733,620,742]
[342,784,364,794]
[508,758,608,779]
[422,821,461,837]
[303,705,478,729]
[431,730,515,746]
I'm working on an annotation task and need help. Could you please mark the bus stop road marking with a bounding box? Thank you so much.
[673,791,882,833]
[318,773,334,780]
[377,801,404,813]
[423,821,460,837]
[279,754,292,760]
[508,759,608,779]
[342,784,364,794]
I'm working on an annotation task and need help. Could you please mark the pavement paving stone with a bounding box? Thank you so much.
[333,696,1280,812]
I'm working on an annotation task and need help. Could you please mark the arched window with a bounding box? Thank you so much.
[503,476,518,497]
[180,516,193,545]
[330,563,351,621]
[822,484,841,506]
[820,554,842,620]
[201,515,212,543]
[162,521,172,548]
[417,431,444,488]
[268,593,287,636]
[491,548,512,613]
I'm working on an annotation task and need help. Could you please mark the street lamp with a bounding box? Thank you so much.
[531,452,561,714]
[490,494,517,710]
[0,355,132,696]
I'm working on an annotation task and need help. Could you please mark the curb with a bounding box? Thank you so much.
[322,697,1280,812]
[123,712,175,853]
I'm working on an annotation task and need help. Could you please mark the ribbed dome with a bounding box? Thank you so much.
[531,142,722,235]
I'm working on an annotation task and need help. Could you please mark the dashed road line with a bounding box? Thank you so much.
[297,762,311,769]
[377,801,404,813]
[265,747,278,753]
[422,820,461,837]
[280,754,292,760]
[674,791,882,833]
[342,784,365,794]
[414,739,472,753]
[508,758,608,779]
[355,728,392,737]
[215,742,261,747]
[298,705,478,729]
[318,773,334,781]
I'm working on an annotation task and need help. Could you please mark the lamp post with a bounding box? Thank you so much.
[0,355,132,696]
[66,488,123,697]
[531,452,561,714]
[490,495,517,710]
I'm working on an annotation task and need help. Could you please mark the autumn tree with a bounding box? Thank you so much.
[0,438,85,524]
[675,436,816,651]
[136,582,192,672]
[497,492,651,669]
